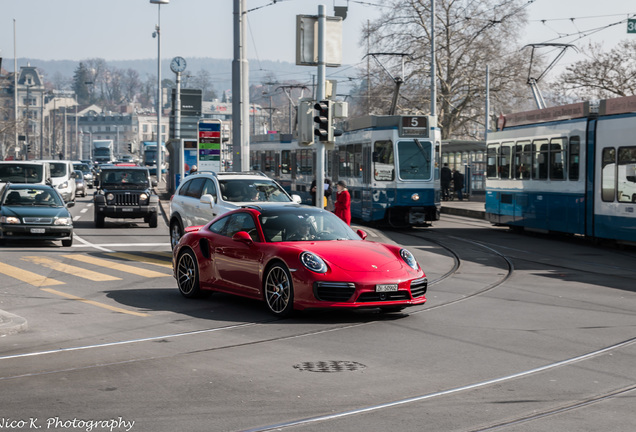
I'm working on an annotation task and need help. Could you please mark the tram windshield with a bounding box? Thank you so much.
[397,139,432,180]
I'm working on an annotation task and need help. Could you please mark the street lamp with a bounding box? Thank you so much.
[150,0,169,183]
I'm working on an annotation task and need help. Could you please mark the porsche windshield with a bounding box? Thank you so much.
[259,208,358,242]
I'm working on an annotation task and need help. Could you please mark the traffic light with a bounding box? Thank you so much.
[314,100,332,142]
[127,143,132,153]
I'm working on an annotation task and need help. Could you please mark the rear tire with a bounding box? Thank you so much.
[176,249,203,298]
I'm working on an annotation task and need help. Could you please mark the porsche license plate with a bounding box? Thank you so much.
[30,228,46,234]
[376,284,398,292]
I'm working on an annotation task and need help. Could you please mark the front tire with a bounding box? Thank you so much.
[95,213,105,228]
[149,212,158,228]
[264,263,294,317]
[62,237,73,247]
[176,249,202,298]
[170,220,184,249]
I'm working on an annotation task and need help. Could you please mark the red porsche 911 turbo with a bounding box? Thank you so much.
[172,204,427,317]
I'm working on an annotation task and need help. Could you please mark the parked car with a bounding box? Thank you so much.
[73,170,87,197]
[0,183,74,247]
[172,204,428,317]
[93,166,158,228]
[169,171,301,249]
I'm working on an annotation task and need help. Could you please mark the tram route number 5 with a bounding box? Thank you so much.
[400,116,429,137]
[628,19,636,34]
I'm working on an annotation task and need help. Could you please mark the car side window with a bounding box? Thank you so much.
[201,179,217,198]
[208,216,228,234]
[223,213,259,241]
[185,178,205,199]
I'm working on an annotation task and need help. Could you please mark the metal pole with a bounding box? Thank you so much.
[175,70,184,184]
[232,0,244,171]
[485,65,490,140]
[156,3,163,182]
[430,0,436,117]
[315,4,326,209]
[241,0,250,171]
[14,20,19,156]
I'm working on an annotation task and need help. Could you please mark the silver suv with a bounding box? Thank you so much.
[169,171,301,248]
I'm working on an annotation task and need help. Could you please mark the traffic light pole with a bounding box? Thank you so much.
[315,4,326,209]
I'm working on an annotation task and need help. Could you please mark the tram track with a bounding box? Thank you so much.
[1,225,512,366]
[2,224,633,432]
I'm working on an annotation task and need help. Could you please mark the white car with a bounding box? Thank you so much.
[169,172,301,248]
[41,160,77,203]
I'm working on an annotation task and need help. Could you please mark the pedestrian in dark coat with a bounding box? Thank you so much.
[453,169,465,200]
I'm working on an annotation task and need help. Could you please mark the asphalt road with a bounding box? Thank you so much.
[0,199,635,432]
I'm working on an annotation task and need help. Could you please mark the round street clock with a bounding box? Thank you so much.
[170,56,187,73]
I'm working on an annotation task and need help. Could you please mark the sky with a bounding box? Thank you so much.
[1,0,634,78]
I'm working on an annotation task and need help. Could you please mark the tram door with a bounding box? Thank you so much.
[361,146,373,220]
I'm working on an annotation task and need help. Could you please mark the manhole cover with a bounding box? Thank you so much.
[293,360,367,373]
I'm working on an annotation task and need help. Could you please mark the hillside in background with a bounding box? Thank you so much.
[12,57,360,96]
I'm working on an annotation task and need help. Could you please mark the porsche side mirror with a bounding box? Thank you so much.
[357,229,367,240]
[232,231,253,244]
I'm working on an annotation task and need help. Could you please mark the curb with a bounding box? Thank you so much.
[0,310,28,337]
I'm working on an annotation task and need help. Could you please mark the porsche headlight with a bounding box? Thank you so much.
[0,216,20,224]
[400,248,419,270]
[54,217,72,226]
[106,193,115,201]
[300,251,328,273]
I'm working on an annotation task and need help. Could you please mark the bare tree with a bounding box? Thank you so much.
[358,0,533,139]
[552,40,636,100]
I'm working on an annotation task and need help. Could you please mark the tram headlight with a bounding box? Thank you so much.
[411,193,420,201]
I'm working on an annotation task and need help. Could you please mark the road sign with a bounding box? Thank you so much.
[629,19,636,34]
[198,119,222,172]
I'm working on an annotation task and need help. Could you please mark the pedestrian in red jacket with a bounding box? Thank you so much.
[334,180,351,225]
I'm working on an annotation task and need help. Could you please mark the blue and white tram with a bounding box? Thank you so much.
[485,96,636,243]
[250,114,442,226]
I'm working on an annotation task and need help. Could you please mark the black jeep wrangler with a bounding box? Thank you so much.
[94,166,159,228]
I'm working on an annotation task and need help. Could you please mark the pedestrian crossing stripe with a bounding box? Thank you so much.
[62,254,170,278]
[0,262,64,287]
[21,256,121,281]
[104,252,172,269]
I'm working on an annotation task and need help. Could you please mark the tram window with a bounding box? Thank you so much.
[516,141,532,179]
[486,144,498,178]
[568,137,580,181]
[298,149,313,175]
[499,143,512,179]
[373,140,395,181]
[281,150,291,174]
[617,146,636,203]
[550,137,566,180]
[354,144,363,178]
[398,139,432,180]
[533,139,549,180]
[601,147,616,202]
